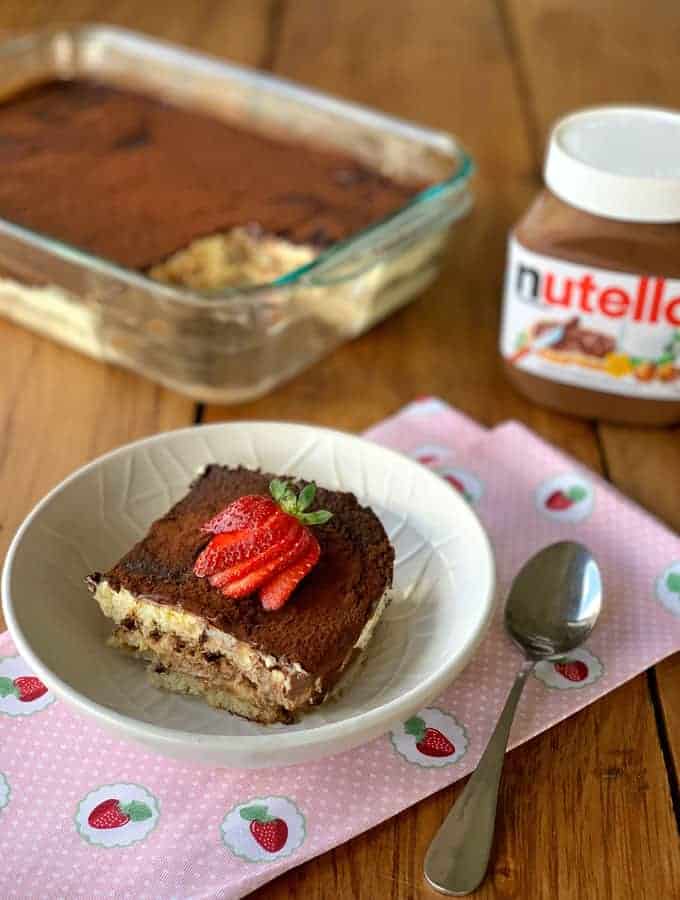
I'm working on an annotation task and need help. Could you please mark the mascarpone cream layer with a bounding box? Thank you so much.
[94,579,390,711]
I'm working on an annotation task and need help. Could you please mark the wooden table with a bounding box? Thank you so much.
[1,2,679,897]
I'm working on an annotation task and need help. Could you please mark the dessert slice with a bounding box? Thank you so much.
[88,466,394,724]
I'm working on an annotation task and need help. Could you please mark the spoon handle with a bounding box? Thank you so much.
[424,660,535,896]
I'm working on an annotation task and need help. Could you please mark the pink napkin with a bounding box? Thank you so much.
[1,398,679,899]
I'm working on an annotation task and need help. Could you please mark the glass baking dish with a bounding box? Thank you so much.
[0,25,473,403]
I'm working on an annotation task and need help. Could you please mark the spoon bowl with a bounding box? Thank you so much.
[505,541,602,660]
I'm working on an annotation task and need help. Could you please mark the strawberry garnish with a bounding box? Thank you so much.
[194,507,292,577]
[193,529,252,577]
[201,495,278,535]
[260,533,321,610]
[194,479,332,611]
[212,529,311,598]
[208,520,303,586]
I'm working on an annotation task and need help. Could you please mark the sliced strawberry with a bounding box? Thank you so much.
[194,510,295,577]
[218,529,311,599]
[209,520,303,587]
[201,496,278,534]
[194,530,250,577]
[259,534,320,611]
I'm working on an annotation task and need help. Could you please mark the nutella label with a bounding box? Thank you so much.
[501,237,680,399]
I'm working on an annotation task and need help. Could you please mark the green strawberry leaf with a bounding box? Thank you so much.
[566,486,587,503]
[280,486,299,515]
[0,677,18,699]
[297,483,316,513]
[269,480,333,526]
[299,510,333,526]
[404,716,426,741]
[666,573,680,594]
[269,480,288,503]
[240,804,274,823]
[120,800,153,822]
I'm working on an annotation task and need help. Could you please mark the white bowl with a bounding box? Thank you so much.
[2,422,495,768]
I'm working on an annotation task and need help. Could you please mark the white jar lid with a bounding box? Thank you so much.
[545,105,680,223]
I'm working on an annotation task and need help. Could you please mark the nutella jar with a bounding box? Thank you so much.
[501,106,680,425]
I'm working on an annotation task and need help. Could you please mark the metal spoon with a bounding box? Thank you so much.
[424,541,602,896]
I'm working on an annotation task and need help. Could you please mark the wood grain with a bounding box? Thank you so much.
[504,0,680,791]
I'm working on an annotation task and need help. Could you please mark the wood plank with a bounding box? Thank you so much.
[505,0,680,787]
[195,0,678,897]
